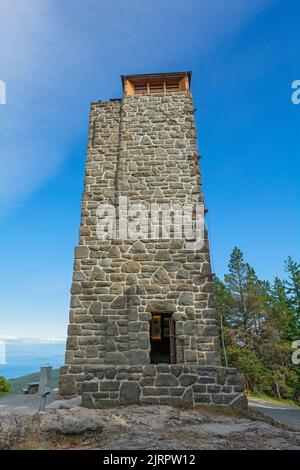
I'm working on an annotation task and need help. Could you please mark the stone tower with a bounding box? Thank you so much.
[60,72,245,409]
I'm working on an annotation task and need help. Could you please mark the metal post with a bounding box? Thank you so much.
[38,366,52,411]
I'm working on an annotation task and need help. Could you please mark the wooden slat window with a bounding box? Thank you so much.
[134,83,148,94]
[165,81,180,93]
[133,80,180,95]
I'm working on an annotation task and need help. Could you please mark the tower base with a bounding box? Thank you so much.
[59,364,247,411]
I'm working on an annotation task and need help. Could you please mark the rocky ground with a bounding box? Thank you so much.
[0,403,300,450]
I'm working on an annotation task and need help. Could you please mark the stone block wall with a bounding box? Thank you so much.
[79,365,247,410]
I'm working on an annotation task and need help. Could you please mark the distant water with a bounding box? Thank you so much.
[0,341,65,379]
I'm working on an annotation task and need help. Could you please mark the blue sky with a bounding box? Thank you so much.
[0,0,299,338]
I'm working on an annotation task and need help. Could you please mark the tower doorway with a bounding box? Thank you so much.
[150,314,176,364]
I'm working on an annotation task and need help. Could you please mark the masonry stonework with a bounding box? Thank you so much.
[59,72,246,410]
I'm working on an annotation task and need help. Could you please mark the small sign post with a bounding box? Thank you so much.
[38,366,52,411]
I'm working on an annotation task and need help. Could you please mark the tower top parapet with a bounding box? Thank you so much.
[121,71,191,97]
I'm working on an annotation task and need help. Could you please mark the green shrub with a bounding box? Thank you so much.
[0,376,11,396]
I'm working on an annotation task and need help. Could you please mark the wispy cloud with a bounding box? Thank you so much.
[0,0,65,215]
[0,0,272,216]
[0,335,65,343]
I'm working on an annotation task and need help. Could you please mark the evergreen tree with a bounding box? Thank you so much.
[215,248,300,401]
[223,247,268,347]
[284,257,300,339]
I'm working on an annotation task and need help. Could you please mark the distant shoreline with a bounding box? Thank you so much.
[0,341,65,381]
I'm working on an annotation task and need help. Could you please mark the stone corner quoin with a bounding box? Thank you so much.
[59,72,246,410]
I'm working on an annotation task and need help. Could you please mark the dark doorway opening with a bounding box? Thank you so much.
[150,314,176,364]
